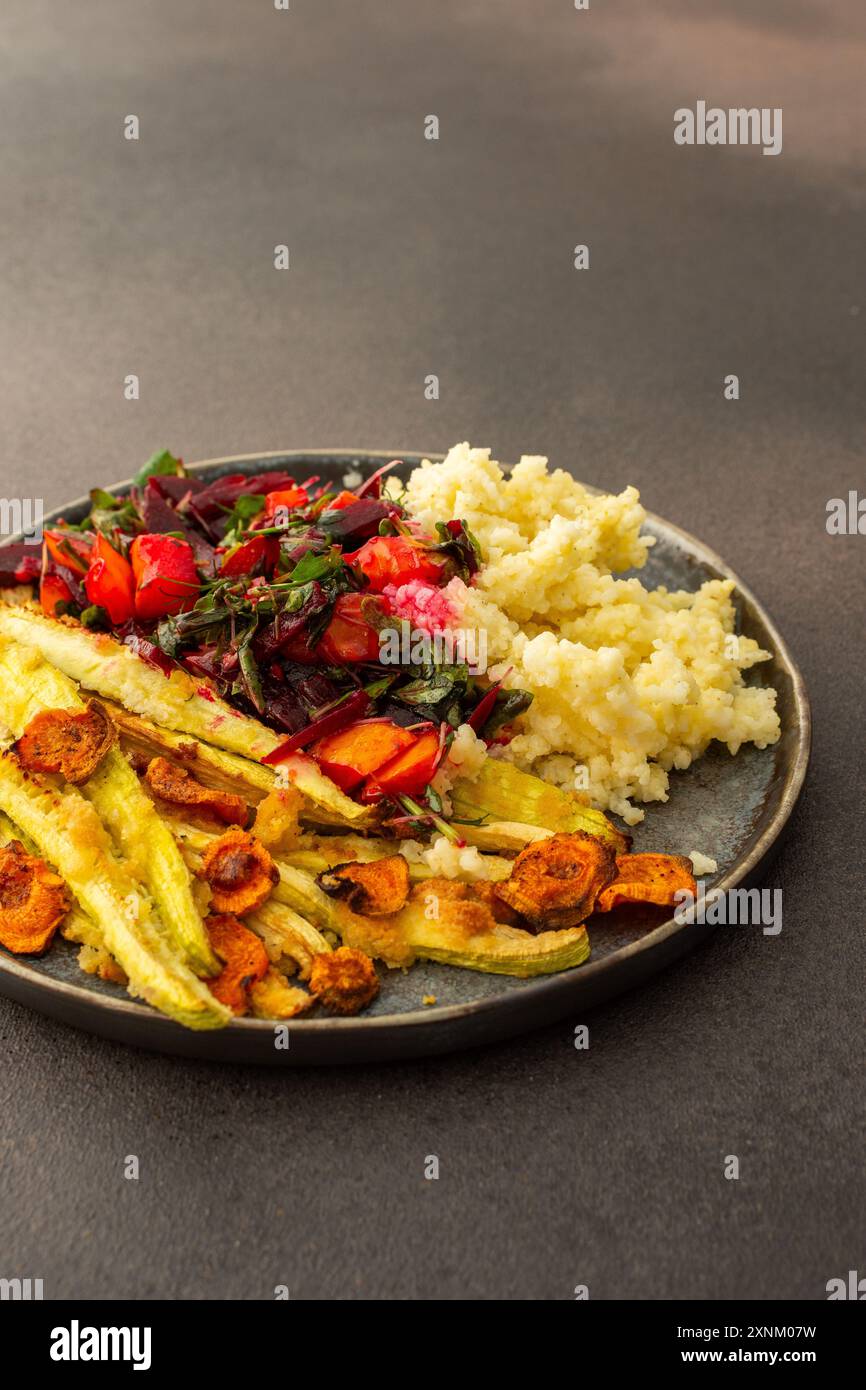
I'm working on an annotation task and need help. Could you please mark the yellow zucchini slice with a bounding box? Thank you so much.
[0,636,218,976]
[0,754,229,1028]
[451,756,630,853]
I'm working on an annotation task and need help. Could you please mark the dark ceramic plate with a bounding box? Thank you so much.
[0,452,810,1063]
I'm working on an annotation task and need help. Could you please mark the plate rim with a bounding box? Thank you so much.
[0,449,811,1050]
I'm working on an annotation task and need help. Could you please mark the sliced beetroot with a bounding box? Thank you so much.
[192,472,298,522]
[318,498,393,547]
[136,479,184,533]
[279,533,327,567]
[261,689,308,735]
[293,671,340,714]
[151,474,206,503]
[119,628,175,677]
[253,582,330,663]
[354,459,402,499]
[0,543,42,586]
[182,647,227,684]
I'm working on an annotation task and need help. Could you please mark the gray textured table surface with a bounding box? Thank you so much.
[0,0,863,1300]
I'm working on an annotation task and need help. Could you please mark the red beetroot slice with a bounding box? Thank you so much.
[0,543,42,587]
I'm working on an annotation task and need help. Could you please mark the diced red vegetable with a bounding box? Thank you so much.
[44,529,91,576]
[309,717,416,791]
[317,593,382,664]
[276,593,380,666]
[322,490,360,512]
[218,535,279,578]
[84,534,135,625]
[350,535,443,592]
[130,534,199,622]
[40,572,74,617]
[264,487,309,518]
[362,727,442,798]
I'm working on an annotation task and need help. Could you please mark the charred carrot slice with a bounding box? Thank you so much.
[495,831,618,931]
[14,700,115,785]
[318,854,410,916]
[145,756,248,826]
[0,839,71,955]
[594,853,696,913]
[205,913,269,1015]
[308,946,379,1015]
[200,828,278,915]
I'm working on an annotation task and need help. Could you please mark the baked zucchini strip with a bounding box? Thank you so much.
[0,638,218,975]
[104,701,276,802]
[0,756,229,1028]
[451,757,630,853]
[458,821,552,852]
[0,606,371,826]
[0,604,277,756]
[341,899,591,977]
[283,845,436,880]
[172,822,589,978]
[247,902,332,981]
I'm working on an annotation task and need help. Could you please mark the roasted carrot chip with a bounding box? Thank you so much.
[145,756,248,826]
[205,912,270,1015]
[308,946,380,1016]
[14,700,115,785]
[495,830,617,931]
[317,854,410,916]
[0,839,71,955]
[200,827,278,915]
[594,853,697,913]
